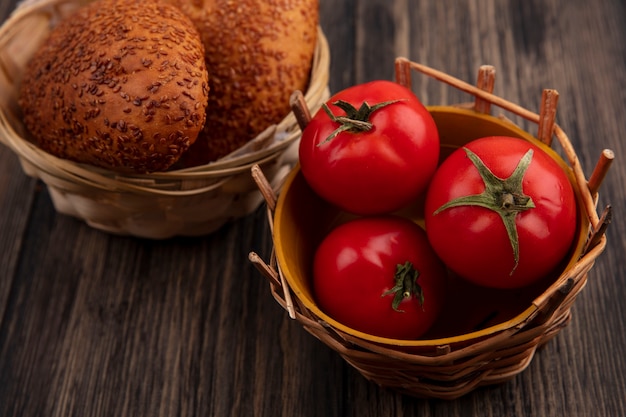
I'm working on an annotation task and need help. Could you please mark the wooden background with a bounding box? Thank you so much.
[1,0,625,416]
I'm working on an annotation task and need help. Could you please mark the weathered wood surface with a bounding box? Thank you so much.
[1,0,624,416]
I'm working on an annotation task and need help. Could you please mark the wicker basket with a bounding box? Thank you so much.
[249,59,613,400]
[0,0,330,239]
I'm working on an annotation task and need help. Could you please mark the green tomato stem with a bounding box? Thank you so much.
[381,261,425,312]
[433,147,536,275]
[317,99,403,146]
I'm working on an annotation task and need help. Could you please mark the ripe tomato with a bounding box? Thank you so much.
[424,136,577,289]
[313,216,447,340]
[299,80,440,215]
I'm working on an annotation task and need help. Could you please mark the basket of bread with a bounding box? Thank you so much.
[0,0,329,238]
[249,59,613,399]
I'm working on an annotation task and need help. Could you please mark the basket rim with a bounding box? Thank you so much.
[272,106,593,348]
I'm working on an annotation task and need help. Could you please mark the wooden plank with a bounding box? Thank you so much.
[354,0,410,82]
[319,0,357,92]
[0,151,36,327]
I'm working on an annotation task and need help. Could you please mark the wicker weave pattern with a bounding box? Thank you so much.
[249,59,611,399]
[255,240,600,399]
[0,0,330,238]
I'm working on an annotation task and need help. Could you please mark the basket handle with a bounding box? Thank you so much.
[247,91,320,319]
[249,164,297,319]
[289,90,312,131]
[537,89,559,146]
[395,57,550,124]
[474,65,496,114]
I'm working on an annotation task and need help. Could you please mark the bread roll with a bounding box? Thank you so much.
[167,0,319,165]
[19,0,209,173]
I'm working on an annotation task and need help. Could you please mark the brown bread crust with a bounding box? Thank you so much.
[168,0,319,165]
[19,0,210,173]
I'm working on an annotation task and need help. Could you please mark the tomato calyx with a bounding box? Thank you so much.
[318,99,401,146]
[433,147,536,275]
[381,261,425,312]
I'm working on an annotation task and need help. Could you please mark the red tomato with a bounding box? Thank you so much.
[299,80,440,215]
[313,216,447,340]
[424,136,578,289]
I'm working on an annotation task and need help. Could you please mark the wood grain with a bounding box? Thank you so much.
[1,0,625,416]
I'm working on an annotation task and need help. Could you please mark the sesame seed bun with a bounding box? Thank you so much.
[18,0,210,173]
[167,0,319,166]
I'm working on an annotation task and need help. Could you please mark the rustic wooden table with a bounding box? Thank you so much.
[1,0,624,416]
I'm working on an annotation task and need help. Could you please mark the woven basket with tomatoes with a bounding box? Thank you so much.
[249,59,613,400]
